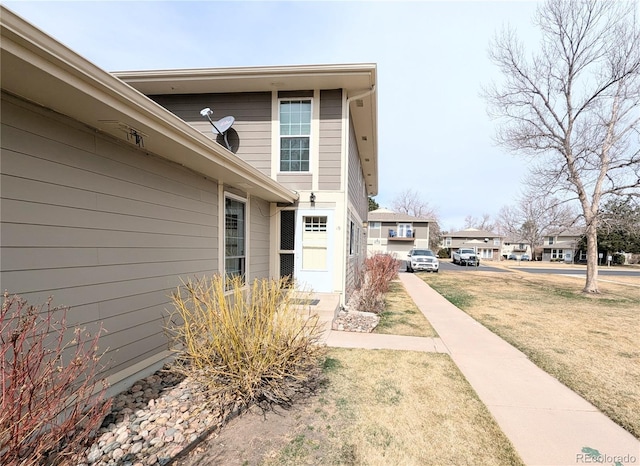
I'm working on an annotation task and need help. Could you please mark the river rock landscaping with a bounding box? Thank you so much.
[75,369,231,466]
[74,309,377,466]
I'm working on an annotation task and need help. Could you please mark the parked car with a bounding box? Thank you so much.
[452,248,479,266]
[406,249,439,273]
[521,254,530,261]
[508,254,518,260]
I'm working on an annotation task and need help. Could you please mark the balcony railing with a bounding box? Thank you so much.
[388,229,415,241]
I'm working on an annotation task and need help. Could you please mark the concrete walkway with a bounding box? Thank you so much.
[318,273,640,466]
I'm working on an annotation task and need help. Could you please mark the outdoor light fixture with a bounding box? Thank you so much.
[310,192,316,204]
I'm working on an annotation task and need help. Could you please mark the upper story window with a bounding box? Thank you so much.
[398,223,413,238]
[493,238,500,246]
[548,236,555,245]
[280,99,311,172]
[370,221,381,229]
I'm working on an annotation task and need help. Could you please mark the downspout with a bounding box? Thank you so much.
[347,85,376,105]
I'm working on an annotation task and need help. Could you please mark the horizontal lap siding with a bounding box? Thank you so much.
[347,118,368,220]
[346,117,368,301]
[150,93,272,175]
[319,90,343,191]
[0,95,218,377]
[275,173,312,190]
[249,197,271,283]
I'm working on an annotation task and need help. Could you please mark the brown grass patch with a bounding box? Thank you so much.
[375,280,437,337]
[261,349,523,466]
[420,270,640,439]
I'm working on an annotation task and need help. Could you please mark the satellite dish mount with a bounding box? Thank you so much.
[200,107,235,151]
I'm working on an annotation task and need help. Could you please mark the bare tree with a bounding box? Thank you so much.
[463,213,495,232]
[497,189,577,258]
[392,188,437,218]
[392,189,442,250]
[486,0,640,292]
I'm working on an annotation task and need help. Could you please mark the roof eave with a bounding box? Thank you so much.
[0,6,298,204]
[116,63,380,197]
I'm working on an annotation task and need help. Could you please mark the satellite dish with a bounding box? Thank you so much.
[200,107,236,151]
[210,115,235,135]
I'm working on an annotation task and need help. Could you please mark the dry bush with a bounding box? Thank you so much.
[166,275,325,411]
[364,253,399,295]
[349,254,399,314]
[0,292,111,466]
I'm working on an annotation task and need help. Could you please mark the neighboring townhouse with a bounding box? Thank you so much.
[366,208,435,258]
[540,230,583,262]
[0,8,377,391]
[502,237,533,260]
[443,228,504,261]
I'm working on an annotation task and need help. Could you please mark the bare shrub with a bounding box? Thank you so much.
[365,253,399,295]
[166,275,325,412]
[0,292,111,466]
[349,254,399,314]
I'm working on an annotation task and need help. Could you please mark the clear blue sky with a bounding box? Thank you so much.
[4,0,542,231]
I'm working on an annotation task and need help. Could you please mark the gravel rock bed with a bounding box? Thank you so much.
[332,309,379,332]
[75,369,227,466]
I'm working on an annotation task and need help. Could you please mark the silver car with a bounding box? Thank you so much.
[406,249,439,273]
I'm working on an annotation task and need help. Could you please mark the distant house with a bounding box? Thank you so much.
[1,7,377,392]
[540,230,583,262]
[443,228,504,261]
[366,208,435,258]
[501,237,533,260]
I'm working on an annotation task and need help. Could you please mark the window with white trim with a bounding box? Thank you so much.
[348,220,361,256]
[551,248,562,259]
[350,221,355,255]
[398,223,413,238]
[280,99,311,172]
[225,196,246,281]
[370,221,381,229]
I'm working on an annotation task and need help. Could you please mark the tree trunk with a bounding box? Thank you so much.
[583,221,599,293]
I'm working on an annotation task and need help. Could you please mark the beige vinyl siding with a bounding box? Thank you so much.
[1,94,218,378]
[275,172,313,190]
[345,117,368,302]
[318,89,342,191]
[347,118,368,220]
[414,223,430,241]
[248,196,271,282]
[345,217,360,301]
[149,92,272,175]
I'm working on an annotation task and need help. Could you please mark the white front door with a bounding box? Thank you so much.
[295,209,334,292]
